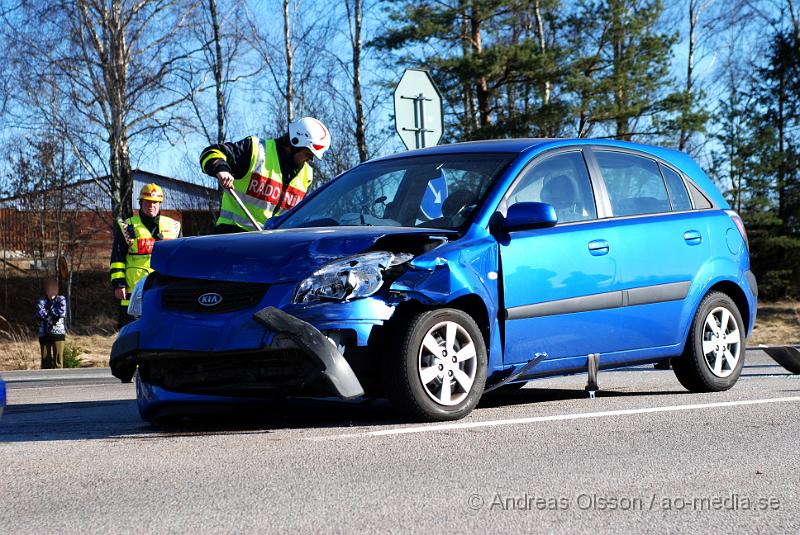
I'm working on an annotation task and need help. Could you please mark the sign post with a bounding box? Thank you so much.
[393,69,443,150]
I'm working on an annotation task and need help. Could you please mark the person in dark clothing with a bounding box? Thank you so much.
[36,277,67,369]
[110,183,181,328]
[199,117,331,233]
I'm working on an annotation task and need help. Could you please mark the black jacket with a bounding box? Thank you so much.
[199,135,303,185]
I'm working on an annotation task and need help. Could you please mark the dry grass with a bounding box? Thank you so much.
[1,300,797,371]
[749,300,800,346]
[0,330,115,371]
[0,315,39,370]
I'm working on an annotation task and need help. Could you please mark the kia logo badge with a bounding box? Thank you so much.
[198,292,223,307]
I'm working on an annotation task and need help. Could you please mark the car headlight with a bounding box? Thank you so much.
[127,277,148,318]
[293,251,413,304]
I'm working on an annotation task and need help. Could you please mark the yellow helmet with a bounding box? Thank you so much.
[139,183,164,202]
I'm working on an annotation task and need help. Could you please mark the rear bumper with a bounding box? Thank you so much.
[745,270,758,298]
[111,307,364,400]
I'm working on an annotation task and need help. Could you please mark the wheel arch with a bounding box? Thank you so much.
[390,294,491,348]
[704,280,752,337]
[678,278,753,356]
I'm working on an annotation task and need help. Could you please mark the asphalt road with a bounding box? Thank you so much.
[2,350,799,533]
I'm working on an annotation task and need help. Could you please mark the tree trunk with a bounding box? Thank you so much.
[777,42,786,222]
[347,0,367,161]
[107,0,133,220]
[788,0,799,39]
[679,0,697,151]
[209,0,225,143]
[470,6,490,128]
[532,0,550,106]
[283,0,294,123]
[611,4,629,140]
[110,134,134,220]
[459,0,477,133]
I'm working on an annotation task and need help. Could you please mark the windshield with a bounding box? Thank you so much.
[277,153,514,230]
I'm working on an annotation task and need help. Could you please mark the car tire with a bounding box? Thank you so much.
[673,292,746,392]
[384,308,487,422]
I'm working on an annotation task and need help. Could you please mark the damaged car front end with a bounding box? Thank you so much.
[110,227,475,420]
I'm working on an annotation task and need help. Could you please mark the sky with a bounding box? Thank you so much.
[0,0,786,194]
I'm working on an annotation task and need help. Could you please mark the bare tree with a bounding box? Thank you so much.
[251,1,334,131]
[2,0,204,221]
[183,0,263,150]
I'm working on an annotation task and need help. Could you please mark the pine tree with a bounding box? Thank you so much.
[567,0,678,140]
[373,0,569,141]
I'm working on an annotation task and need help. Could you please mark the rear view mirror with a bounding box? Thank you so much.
[501,202,558,231]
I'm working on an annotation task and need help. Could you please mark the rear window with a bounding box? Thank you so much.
[659,164,693,211]
[687,181,713,209]
[595,151,671,216]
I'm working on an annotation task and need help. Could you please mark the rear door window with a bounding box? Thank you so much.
[595,151,671,216]
[659,164,693,211]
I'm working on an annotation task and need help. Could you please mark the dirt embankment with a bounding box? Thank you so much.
[748,301,800,346]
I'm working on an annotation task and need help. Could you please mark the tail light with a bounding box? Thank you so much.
[725,210,749,252]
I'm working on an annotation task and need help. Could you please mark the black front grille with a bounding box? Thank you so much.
[138,349,327,396]
[160,278,270,313]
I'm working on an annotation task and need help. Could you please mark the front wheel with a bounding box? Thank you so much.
[384,308,487,422]
[673,292,746,392]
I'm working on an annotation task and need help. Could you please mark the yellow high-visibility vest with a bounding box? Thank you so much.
[116,214,180,305]
[216,137,313,230]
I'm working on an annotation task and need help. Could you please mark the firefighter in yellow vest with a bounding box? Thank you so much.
[199,117,331,233]
[109,183,182,327]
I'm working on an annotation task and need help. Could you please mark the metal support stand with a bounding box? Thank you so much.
[400,93,434,149]
[586,353,600,399]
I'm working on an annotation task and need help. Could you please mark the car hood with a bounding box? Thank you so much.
[150,226,455,283]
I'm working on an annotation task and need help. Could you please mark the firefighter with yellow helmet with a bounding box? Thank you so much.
[109,183,181,327]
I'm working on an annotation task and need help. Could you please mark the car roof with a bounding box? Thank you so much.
[370,139,551,160]
[370,138,728,208]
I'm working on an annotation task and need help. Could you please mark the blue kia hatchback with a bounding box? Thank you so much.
[111,139,757,422]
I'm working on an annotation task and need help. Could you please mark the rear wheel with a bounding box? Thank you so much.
[384,308,487,422]
[673,292,745,392]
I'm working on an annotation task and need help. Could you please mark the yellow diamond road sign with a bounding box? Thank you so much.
[393,69,443,150]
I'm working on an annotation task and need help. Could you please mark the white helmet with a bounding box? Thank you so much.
[288,117,330,159]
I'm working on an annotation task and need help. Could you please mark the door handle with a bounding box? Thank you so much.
[588,239,609,256]
[683,230,702,245]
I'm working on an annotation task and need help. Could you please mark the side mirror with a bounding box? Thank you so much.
[502,202,558,231]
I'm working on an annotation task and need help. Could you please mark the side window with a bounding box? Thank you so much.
[659,164,693,211]
[506,152,597,224]
[595,151,670,216]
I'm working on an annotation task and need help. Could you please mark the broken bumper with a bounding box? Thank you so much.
[110,307,364,400]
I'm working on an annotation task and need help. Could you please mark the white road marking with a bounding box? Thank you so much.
[309,396,800,441]
[3,374,112,383]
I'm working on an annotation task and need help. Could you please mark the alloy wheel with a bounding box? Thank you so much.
[702,306,742,378]
[417,320,478,406]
